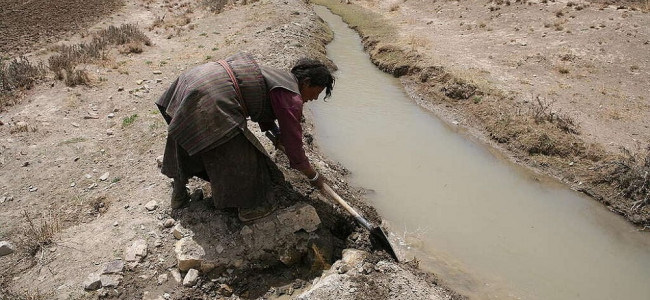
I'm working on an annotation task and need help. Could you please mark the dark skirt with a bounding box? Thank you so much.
[161,131,275,209]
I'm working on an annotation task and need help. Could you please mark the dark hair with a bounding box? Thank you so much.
[290,58,335,98]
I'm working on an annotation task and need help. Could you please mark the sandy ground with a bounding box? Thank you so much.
[0,0,459,299]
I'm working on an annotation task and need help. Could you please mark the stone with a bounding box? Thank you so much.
[341,249,368,267]
[170,269,182,283]
[153,70,163,75]
[108,113,115,119]
[182,268,199,287]
[240,225,253,236]
[277,203,321,232]
[117,87,124,91]
[0,241,14,256]
[102,260,124,274]
[154,239,162,247]
[145,200,158,211]
[200,262,215,273]
[172,223,190,239]
[100,274,123,288]
[83,273,102,291]
[163,218,175,228]
[99,172,110,181]
[157,274,168,285]
[136,80,144,85]
[174,237,205,271]
[106,129,114,136]
[218,284,234,297]
[125,239,148,262]
[156,155,164,168]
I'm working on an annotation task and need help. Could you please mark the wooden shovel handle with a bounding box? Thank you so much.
[322,183,373,230]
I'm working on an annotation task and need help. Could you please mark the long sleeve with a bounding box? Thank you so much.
[269,88,310,170]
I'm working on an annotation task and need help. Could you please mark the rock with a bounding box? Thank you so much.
[71,122,80,127]
[153,70,163,75]
[0,241,16,256]
[100,274,123,288]
[70,182,76,187]
[170,269,182,283]
[341,249,368,267]
[83,273,102,291]
[118,87,124,91]
[156,78,163,83]
[172,223,191,239]
[108,113,115,119]
[200,262,215,273]
[277,203,321,232]
[157,274,168,285]
[163,218,175,228]
[102,260,124,274]
[156,155,164,168]
[145,200,158,211]
[0,197,5,204]
[174,237,205,271]
[125,239,148,262]
[182,268,199,287]
[106,129,114,136]
[136,80,144,85]
[99,172,110,181]
[240,225,253,236]
[218,284,234,297]
[154,239,162,247]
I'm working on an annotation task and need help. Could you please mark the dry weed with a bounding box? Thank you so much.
[529,94,578,134]
[64,69,92,87]
[0,57,47,93]
[21,210,61,256]
[594,147,650,213]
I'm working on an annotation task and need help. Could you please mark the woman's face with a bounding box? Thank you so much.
[300,85,325,102]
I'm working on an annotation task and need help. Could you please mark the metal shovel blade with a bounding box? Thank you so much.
[370,226,399,262]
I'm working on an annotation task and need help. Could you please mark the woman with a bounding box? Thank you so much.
[156,52,334,222]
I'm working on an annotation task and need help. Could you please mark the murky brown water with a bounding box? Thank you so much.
[312,6,650,300]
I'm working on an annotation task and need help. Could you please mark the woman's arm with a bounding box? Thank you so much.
[268,88,325,189]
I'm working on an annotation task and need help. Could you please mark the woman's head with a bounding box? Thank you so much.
[291,58,335,101]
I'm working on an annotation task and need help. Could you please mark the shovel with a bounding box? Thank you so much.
[321,183,400,262]
[264,131,399,261]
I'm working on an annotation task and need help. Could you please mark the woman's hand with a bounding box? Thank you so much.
[309,172,327,190]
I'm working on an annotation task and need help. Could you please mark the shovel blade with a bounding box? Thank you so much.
[370,226,399,262]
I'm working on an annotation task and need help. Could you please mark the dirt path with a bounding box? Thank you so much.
[0,0,459,299]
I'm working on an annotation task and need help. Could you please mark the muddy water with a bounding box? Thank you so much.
[311,6,650,300]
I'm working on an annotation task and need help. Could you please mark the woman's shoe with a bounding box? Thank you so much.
[171,188,190,209]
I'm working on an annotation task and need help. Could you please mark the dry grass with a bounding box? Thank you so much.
[48,24,151,87]
[204,0,230,12]
[529,94,578,134]
[595,147,650,213]
[20,210,61,256]
[0,57,47,110]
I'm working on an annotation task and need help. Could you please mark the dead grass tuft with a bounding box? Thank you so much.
[47,24,150,87]
[20,210,61,256]
[204,0,230,12]
[0,57,47,109]
[594,147,650,213]
[529,94,579,134]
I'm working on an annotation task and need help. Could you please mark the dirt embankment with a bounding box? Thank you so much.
[312,0,650,226]
[0,0,461,299]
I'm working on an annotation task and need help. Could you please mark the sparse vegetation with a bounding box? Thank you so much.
[529,94,578,134]
[48,24,151,86]
[122,114,139,127]
[20,210,61,256]
[595,147,650,215]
